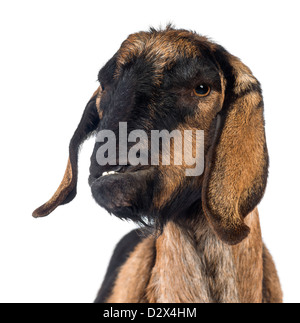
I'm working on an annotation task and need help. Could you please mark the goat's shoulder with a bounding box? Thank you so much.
[94,228,151,303]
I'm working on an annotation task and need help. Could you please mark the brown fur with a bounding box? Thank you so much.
[147,222,213,303]
[95,86,103,118]
[202,71,267,245]
[32,158,73,218]
[106,236,156,303]
[116,30,203,84]
[232,209,263,302]
[262,244,283,303]
[108,208,281,303]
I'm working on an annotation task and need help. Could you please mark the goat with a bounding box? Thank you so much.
[33,26,282,303]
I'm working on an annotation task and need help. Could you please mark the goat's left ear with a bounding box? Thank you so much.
[202,51,269,245]
[32,87,102,218]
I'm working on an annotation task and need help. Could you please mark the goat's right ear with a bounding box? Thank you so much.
[32,87,102,218]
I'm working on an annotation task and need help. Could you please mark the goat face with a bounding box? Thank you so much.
[33,27,269,245]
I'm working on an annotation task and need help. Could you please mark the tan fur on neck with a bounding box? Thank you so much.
[107,209,274,303]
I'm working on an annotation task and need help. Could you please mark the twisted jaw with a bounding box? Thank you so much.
[89,166,154,220]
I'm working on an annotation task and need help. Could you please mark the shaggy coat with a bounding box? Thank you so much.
[33,26,282,303]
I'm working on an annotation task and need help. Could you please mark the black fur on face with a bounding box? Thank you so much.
[89,27,225,229]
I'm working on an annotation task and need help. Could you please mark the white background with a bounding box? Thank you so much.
[0,0,299,303]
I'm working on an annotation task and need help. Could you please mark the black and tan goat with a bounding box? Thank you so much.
[33,26,282,303]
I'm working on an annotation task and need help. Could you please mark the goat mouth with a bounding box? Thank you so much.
[101,164,150,176]
[89,165,154,214]
[88,165,152,186]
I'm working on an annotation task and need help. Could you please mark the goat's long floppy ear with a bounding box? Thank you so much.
[32,87,102,218]
[202,51,269,245]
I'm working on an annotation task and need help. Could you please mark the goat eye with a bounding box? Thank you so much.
[193,84,211,97]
